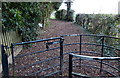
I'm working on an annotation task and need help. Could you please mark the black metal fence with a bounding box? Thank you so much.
[61,34,120,77]
[1,34,120,77]
[69,53,120,78]
[1,37,64,77]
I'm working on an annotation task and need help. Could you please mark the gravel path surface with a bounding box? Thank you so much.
[38,19,87,38]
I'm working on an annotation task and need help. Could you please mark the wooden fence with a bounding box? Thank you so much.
[0,31,22,64]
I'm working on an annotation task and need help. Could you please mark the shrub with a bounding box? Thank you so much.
[55,9,67,20]
[75,14,120,36]
[55,9,74,21]
[75,14,120,56]
[2,2,62,42]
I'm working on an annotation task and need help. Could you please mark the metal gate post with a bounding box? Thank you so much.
[60,38,64,76]
[11,44,15,76]
[1,45,9,77]
[79,35,82,55]
[118,59,120,77]
[100,36,104,76]
[79,35,82,68]
[69,54,73,78]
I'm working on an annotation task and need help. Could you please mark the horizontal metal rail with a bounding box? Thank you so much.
[45,70,61,77]
[12,37,62,46]
[72,72,90,78]
[104,44,120,52]
[61,34,120,39]
[63,50,116,58]
[69,53,120,78]
[73,58,120,72]
[28,64,60,76]
[64,42,120,51]
[63,42,102,46]
[63,63,118,77]
[15,56,60,70]
[73,64,117,77]
[70,53,120,60]
[15,47,60,58]
[63,58,120,72]
[63,51,102,56]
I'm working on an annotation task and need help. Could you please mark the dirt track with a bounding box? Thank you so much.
[39,19,87,39]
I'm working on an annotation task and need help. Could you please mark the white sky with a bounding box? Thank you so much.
[59,0,120,14]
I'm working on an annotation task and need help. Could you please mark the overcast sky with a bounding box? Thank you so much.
[59,0,120,14]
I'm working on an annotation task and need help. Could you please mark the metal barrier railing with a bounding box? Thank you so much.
[1,37,64,77]
[69,53,120,78]
[61,34,120,77]
[61,34,120,57]
[1,34,120,77]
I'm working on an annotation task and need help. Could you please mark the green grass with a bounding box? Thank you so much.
[50,16,56,19]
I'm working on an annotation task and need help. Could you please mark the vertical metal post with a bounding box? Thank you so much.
[100,36,104,76]
[118,59,120,77]
[69,54,73,78]
[117,48,120,77]
[11,44,15,76]
[1,45,9,77]
[79,35,82,55]
[60,38,64,76]
[116,48,120,77]
[79,35,82,68]
[118,51,120,77]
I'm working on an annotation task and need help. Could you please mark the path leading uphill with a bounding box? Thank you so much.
[9,19,90,76]
[9,19,118,77]
[38,19,87,39]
